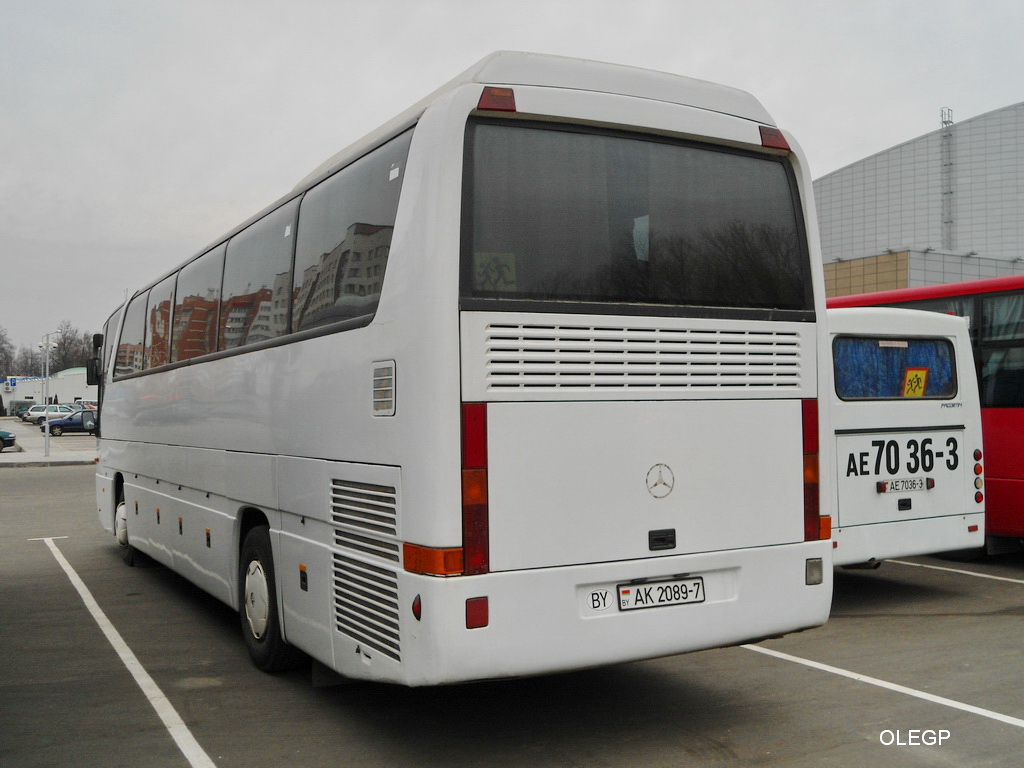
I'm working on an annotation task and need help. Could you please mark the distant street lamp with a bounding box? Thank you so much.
[38,331,59,457]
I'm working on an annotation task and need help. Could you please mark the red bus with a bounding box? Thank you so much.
[829,275,1024,552]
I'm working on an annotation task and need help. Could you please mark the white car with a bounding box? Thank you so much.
[24,404,76,424]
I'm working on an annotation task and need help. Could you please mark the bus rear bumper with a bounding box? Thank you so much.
[832,512,985,566]
[334,539,833,686]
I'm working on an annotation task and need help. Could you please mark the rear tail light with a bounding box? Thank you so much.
[403,543,464,576]
[802,399,825,541]
[402,403,490,576]
[461,402,490,574]
[974,448,984,503]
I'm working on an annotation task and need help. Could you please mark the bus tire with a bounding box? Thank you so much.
[239,526,304,672]
[115,498,140,566]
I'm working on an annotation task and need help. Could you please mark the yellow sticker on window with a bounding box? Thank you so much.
[902,367,929,397]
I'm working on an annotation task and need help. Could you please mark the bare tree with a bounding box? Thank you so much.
[14,345,39,376]
[50,319,93,370]
[0,326,14,375]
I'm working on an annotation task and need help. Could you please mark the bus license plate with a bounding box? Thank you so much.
[879,477,927,493]
[618,577,705,611]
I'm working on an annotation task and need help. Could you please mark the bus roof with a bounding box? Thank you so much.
[827,305,971,335]
[294,51,774,191]
[828,274,1024,308]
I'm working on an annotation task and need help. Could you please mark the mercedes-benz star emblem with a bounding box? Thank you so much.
[646,464,675,499]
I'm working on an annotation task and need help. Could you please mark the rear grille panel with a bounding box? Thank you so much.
[332,554,401,661]
[483,323,802,391]
[331,479,398,536]
[329,474,402,663]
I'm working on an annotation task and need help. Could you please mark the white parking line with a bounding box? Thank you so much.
[32,537,217,768]
[889,559,1024,585]
[744,644,1024,729]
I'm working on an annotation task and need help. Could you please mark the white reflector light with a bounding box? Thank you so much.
[805,558,824,586]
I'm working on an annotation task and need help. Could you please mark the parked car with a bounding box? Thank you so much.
[25,404,76,425]
[39,409,97,436]
[0,428,15,451]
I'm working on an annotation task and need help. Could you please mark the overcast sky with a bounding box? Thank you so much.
[2,0,1022,353]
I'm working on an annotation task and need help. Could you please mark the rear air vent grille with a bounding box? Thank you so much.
[331,479,398,537]
[332,553,400,661]
[484,323,802,390]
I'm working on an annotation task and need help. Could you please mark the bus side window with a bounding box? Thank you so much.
[292,129,412,333]
[173,244,225,362]
[220,199,299,352]
[115,291,149,378]
[145,274,176,369]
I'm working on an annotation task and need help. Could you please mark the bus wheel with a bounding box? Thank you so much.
[239,526,304,672]
[115,499,140,566]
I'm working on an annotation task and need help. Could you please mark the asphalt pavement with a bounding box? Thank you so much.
[0,415,99,467]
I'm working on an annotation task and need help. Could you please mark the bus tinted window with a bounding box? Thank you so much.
[462,121,811,312]
[102,306,123,379]
[172,244,225,362]
[292,130,413,332]
[220,199,299,351]
[981,348,1024,407]
[982,293,1024,342]
[145,274,176,368]
[115,291,148,377]
[833,336,957,399]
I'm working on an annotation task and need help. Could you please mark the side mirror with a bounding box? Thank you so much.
[86,357,102,386]
[86,333,104,386]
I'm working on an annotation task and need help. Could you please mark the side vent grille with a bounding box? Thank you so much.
[333,554,401,661]
[331,479,398,536]
[484,323,802,390]
[331,479,400,561]
[372,360,396,416]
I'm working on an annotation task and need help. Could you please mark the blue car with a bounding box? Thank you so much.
[0,428,15,451]
[39,410,97,437]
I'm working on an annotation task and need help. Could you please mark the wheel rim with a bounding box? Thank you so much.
[115,501,129,547]
[243,560,270,640]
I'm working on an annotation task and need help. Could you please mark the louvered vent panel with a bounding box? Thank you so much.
[331,479,400,562]
[331,479,398,537]
[484,323,802,390]
[333,553,400,661]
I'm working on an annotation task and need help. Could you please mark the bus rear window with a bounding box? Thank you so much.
[461,120,812,315]
[833,337,957,400]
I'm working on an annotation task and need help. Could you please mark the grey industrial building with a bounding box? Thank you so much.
[814,102,1024,297]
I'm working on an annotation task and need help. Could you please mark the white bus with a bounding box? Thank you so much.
[91,52,833,686]
[827,308,985,566]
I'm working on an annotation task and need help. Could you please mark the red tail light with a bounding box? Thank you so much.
[759,125,791,152]
[801,399,824,541]
[477,86,516,112]
[973,448,984,504]
[461,402,490,574]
